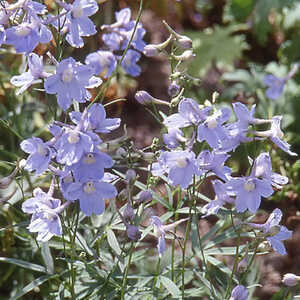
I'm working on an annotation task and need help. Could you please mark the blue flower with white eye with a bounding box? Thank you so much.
[227,175,273,213]
[85,50,117,78]
[197,107,231,149]
[5,22,40,54]
[66,179,117,216]
[152,150,201,189]
[20,137,54,175]
[44,57,102,110]
[70,151,114,182]
[54,128,100,166]
[248,208,292,255]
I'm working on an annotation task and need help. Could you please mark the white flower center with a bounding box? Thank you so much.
[83,153,96,164]
[72,5,84,18]
[244,180,255,192]
[84,181,96,194]
[67,131,80,144]
[63,174,73,184]
[37,143,47,156]
[62,66,74,83]
[44,212,56,221]
[15,25,31,37]
[206,117,218,129]
[176,157,188,168]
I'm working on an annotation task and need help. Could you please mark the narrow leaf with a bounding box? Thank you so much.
[107,229,121,255]
[160,276,181,297]
[0,257,46,273]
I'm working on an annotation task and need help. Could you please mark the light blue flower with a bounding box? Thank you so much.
[44,57,102,110]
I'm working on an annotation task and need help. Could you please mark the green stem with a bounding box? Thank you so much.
[121,242,134,299]
[224,212,241,299]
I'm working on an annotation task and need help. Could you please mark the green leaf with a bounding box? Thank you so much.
[160,276,181,297]
[186,25,249,74]
[41,242,54,274]
[0,257,46,273]
[11,274,55,300]
[224,0,255,22]
[107,229,122,256]
[205,255,233,277]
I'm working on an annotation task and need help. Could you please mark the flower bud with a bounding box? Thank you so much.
[123,203,135,222]
[0,167,18,189]
[168,81,180,97]
[126,224,141,241]
[136,190,153,204]
[282,273,300,287]
[126,169,136,184]
[143,44,159,57]
[173,50,195,62]
[135,90,155,105]
[116,147,127,158]
[176,35,193,49]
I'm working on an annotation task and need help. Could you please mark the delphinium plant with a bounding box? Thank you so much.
[0,0,299,299]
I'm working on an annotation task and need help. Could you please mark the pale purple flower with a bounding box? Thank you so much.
[44,57,102,110]
[164,98,211,129]
[202,180,234,217]
[152,150,201,189]
[150,216,188,257]
[66,179,117,216]
[85,50,117,78]
[69,103,120,133]
[264,74,286,100]
[227,176,273,213]
[163,128,186,149]
[248,208,292,255]
[55,0,98,48]
[282,273,300,287]
[22,187,69,242]
[220,121,252,153]
[197,107,231,149]
[151,216,166,257]
[126,224,141,241]
[101,8,135,50]
[121,49,141,77]
[11,53,50,95]
[254,116,297,156]
[230,285,248,300]
[233,102,268,129]
[5,22,40,53]
[250,152,288,189]
[5,20,52,53]
[54,128,99,166]
[20,137,54,175]
[70,151,114,182]
[197,150,231,181]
